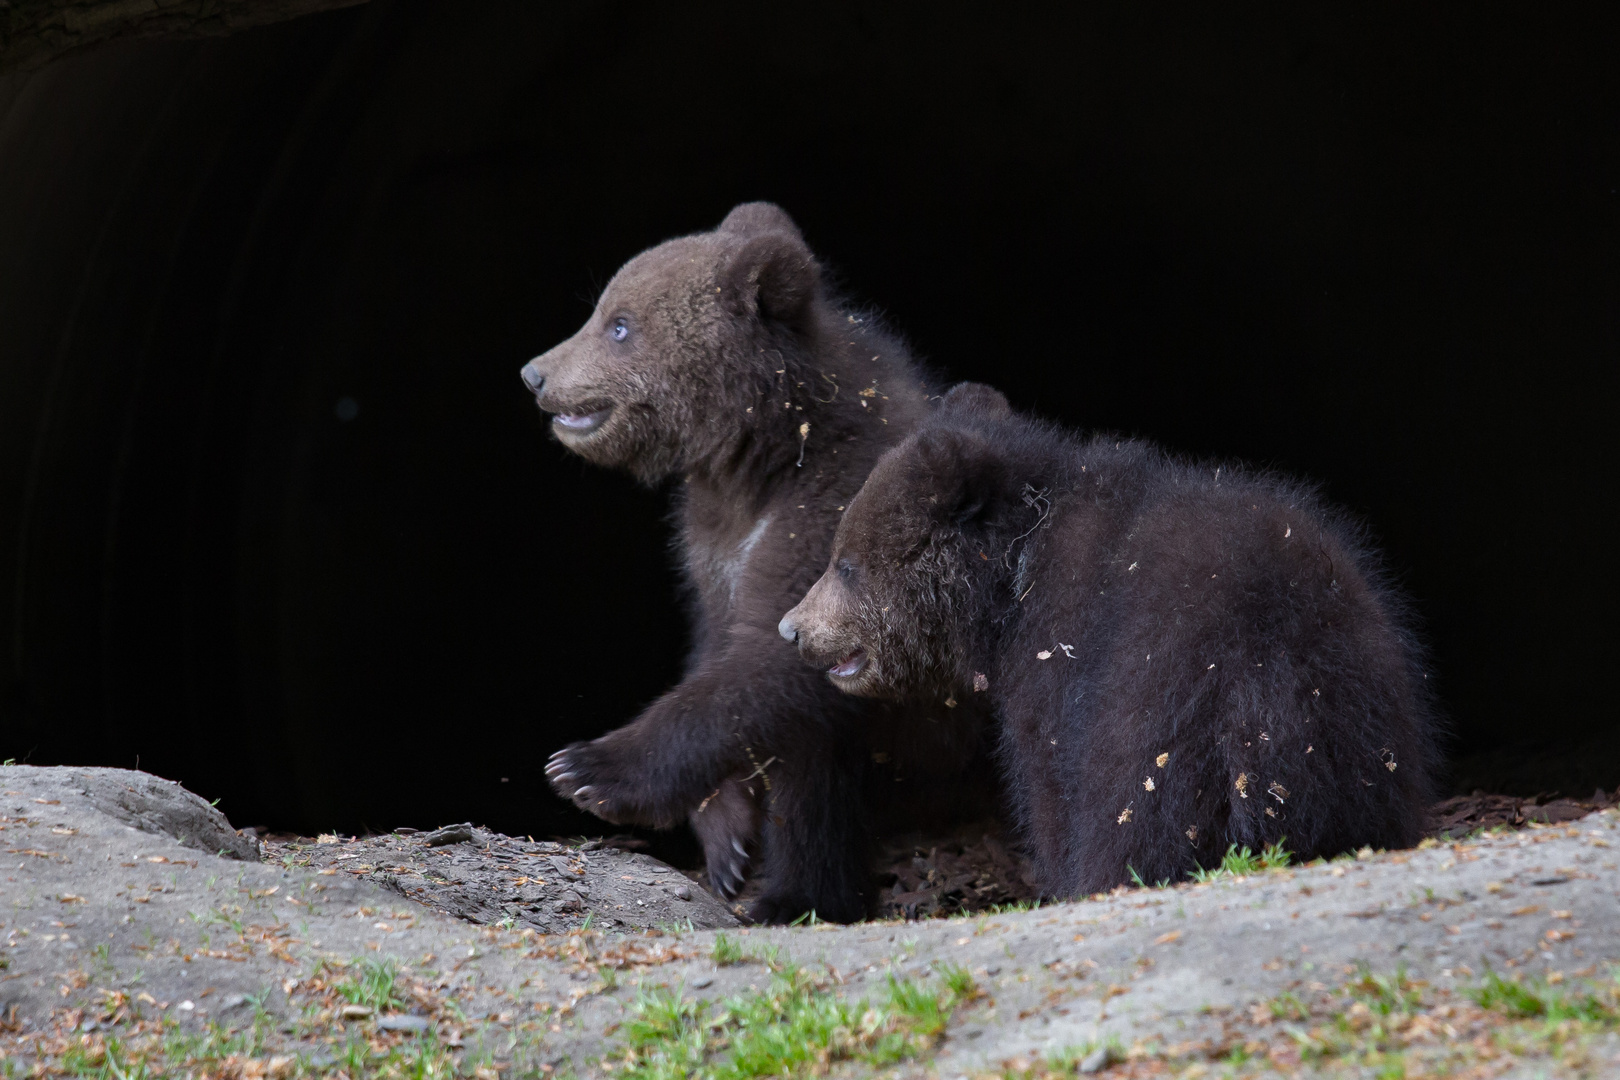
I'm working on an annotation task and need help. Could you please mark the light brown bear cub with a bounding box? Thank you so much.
[523,204,986,922]
[780,383,1439,896]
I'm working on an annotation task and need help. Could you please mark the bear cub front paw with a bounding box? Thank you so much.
[545,739,662,826]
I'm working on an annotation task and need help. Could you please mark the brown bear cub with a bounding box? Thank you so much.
[521,204,984,923]
[780,383,1440,896]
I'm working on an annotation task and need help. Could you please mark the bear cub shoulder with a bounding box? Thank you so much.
[782,383,1441,896]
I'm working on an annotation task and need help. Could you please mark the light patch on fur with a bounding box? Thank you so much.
[723,515,773,604]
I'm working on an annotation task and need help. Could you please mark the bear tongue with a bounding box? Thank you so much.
[829,648,867,679]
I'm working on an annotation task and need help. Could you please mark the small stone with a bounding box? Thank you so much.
[377,1014,431,1033]
[341,1004,374,1019]
[672,884,692,901]
[1079,1046,1118,1073]
[423,823,474,846]
[690,974,714,989]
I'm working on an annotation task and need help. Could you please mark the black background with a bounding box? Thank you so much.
[1,2,1615,846]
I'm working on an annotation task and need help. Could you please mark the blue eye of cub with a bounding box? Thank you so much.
[610,319,629,342]
[837,560,854,580]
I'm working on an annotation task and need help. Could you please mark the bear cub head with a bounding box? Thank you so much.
[521,202,822,484]
[779,382,1018,699]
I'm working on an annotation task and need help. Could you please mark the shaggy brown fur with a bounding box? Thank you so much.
[523,204,986,922]
[781,383,1441,896]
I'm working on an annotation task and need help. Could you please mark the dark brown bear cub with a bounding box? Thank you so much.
[780,383,1440,896]
[521,204,985,922]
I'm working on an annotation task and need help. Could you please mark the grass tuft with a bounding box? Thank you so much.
[710,932,746,966]
[327,955,409,1013]
[1469,968,1619,1023]
[1187,838,1292,882]
[614,958,973,1079]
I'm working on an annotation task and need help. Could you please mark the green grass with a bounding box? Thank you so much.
[1346,964,1424,1015]
[327,955,410,1013]
[1186,838,1292,882]
[1246,965,1620,1077]
[655,918,697,935]
[936,962,977,999]
[983,898,1043,916]
[710,933,746,966]
[54,1005,457,1080]
[1126,865,1172,889]
[612,960,973,1079]
[1469,969,1619,1024]
[709,933,780,969]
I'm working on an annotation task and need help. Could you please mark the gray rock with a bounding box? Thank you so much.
[0,765,256,859]
[377,1014,431,1033]
[4,764,1615,1080]
[1078,1045,1116,1073]
[423,823,475,846]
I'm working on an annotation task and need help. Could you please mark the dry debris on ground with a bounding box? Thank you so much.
[4,765,1619,1079]
[258,825,735,935]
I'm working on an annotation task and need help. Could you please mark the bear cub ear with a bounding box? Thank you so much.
[912,426,1009,527]
[721,230,819,328]
[717,202,805,243]
[938,382,1013,422]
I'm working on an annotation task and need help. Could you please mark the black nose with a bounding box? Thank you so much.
[521,364,545,394]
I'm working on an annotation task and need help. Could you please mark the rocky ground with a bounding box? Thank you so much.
[2,764,1617,1078]
[258,826,736,937]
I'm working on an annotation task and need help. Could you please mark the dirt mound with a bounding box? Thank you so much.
[258,825,735,934]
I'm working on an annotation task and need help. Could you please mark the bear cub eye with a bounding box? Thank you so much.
[837,559,856,581]
[609,318,630,343]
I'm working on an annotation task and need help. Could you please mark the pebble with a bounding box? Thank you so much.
[377,1014,431,1033]
[1079,1046,1119,1073]
[690,974,714,989]
[672,884,692,901]
[423,823,475,847]
[341,1004,373,1019]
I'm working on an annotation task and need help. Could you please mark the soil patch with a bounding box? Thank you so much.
[258,825,735,934]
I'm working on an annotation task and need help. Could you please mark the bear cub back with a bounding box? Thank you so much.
[782,383,1441,896]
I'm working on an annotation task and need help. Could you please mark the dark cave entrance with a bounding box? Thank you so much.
[1,2,1614,846]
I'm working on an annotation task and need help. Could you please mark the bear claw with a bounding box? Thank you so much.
[709,858,745,898]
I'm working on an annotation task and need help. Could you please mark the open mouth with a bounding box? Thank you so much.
[550,406,613,437]
[827,648,868,679]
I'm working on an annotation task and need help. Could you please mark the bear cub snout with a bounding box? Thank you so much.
[785,381,1440,897]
